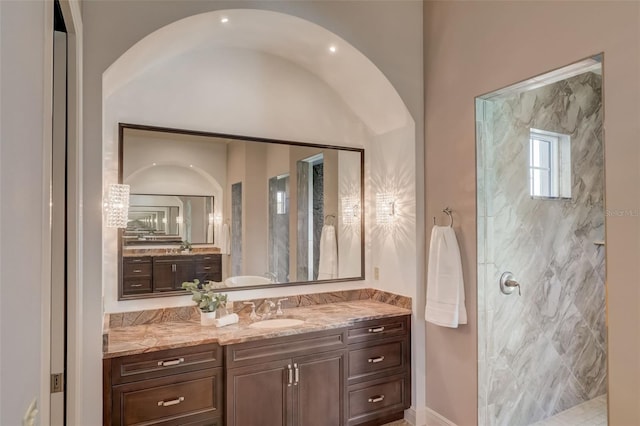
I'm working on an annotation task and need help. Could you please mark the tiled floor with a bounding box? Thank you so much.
[533,395,607,426]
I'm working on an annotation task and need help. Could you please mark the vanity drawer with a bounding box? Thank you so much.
[347,315,409,344]
[348,340,406,381]
[111,343,223,385]
[123,256,152,264]
[112,368,223,426]
[123,262,152,277]
[347,375,408,425]
[122,278,152,295]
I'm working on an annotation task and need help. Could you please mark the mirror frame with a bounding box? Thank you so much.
[118,122,365,299]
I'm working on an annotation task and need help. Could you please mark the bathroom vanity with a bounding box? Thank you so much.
[121,252,222,298]
[103,300,411,426]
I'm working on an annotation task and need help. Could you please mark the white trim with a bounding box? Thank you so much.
[425,407,458,426]
[57,1,83,424]
[406,406,425,425]
[40,1,54,424]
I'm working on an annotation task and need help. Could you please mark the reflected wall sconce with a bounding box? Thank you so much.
[341,196,360,225]
[376,193,396,225]
[105,183,130,228]
[213,213,223,226]
[176,216,183,225]
[208,213,215,225]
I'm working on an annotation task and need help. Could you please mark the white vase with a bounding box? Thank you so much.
[200,311,216,326]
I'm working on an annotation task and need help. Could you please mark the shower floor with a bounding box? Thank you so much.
[533,395,607,426]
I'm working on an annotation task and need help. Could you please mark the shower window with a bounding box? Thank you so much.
[529,128,571,199]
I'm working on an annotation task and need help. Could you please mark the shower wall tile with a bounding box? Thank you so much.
[479,71,605,425]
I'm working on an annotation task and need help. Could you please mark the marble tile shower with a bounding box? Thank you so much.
[477,71,606,426]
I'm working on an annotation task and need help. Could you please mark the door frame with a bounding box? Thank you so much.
[40,1,83,424]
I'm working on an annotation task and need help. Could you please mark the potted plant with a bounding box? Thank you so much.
[182,279,228,325]
[179,240,192,253]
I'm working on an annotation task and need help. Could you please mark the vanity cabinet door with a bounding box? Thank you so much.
[293,350,346,426]
[153,257,195,291]
[226,359,293,426]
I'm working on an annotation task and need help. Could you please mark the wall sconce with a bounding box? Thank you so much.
[105,183,130,228]
[341,196,360,225]
[376,193,396,225]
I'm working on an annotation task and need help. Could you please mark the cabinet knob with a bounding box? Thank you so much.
[157,396,184,407]
[368,395,385,403]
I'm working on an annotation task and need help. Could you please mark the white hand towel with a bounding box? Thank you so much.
[317,224,338,280]
[425,225,467,328]
[220,223,231,255]
[214,313,239,328]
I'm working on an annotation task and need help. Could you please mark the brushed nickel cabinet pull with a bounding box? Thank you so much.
[132,269,142,273]
[368,326,385,333]
[171,264,176,272]
[157,357,184,367]
[368,356,385,363]
[368,395,385,403]
[130,284,142,288]
[294,363,299,385]
[157,396,184,407]
[287,364,293,386]
[203,267,211,270]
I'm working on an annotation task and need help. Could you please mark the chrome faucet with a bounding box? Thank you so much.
[264,272,278,283]
[276,298,288,316]
[261,300,276,319]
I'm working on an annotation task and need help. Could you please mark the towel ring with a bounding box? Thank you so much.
[433,207,453,227]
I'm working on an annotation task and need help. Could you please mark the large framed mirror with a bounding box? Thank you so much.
[118,123,364,299]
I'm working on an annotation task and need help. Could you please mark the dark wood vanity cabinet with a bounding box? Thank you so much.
[121,254,222,298]
[193,254,222,284]
[104,343,224,426]
[122,256,152,295]
[104,314,411,426]
[225,315,411,426]
[153,256,196,292]
[225,328,347,426]
[346,315,411,426]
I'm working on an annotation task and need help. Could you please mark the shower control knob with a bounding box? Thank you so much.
[500,272,521,296]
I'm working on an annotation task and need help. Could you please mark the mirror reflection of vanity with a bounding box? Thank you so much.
[118,123,364,299]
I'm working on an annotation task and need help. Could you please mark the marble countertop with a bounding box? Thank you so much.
[122,248,221,257]
[104,300,411,359]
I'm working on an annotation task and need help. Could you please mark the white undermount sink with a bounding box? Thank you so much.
[248,318,305,329]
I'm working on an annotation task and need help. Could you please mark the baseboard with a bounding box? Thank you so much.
[405,405,432,426]
[424,407,457,426]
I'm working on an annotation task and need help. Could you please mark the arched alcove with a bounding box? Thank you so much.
[102,8,416,323]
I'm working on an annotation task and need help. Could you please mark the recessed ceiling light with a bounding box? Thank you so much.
[220,17,229,23]
[152,162,157,166]
[329,45,337,54]
[190,164,194,168]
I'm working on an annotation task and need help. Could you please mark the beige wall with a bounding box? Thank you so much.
[424,1,640,425]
